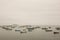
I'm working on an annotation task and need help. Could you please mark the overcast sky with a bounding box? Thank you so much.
[0,0,60,25]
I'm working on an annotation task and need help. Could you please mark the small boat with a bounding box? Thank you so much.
[48,27,51,29]
[2,27,12,30]
[53,32,59,34]
[15,29,21,32]
[27,27,34,30]
[55,27,60,30]
[27,29,33,32]
[42,28,48,30]
[15,29,27,33]
[6,28,12,30]
[20,30,27,34]
[45,29,52,32]
[34,26,40,29]
[4,28,12,30]
[27,27,34,31]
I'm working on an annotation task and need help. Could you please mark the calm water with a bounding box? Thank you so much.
[0,26,60,40]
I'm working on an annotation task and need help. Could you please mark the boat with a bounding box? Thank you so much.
[48,27,51,29]
[20,29,27,34]
[27,27,34,30]
[15,29,21,32]
[26,27,34,32]
[45,29,52,32]
[55,27,60,30]
[42,28,48,30]
[33,26,40,29]
[53,32,59,34]
[2,27,12,30]
[20,31,27,34]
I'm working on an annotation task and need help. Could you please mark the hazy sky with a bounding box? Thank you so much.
[0,0,60,25]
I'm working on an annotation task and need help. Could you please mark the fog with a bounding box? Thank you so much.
[0,0,60,25]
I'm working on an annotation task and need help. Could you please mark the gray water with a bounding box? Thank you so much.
[0,25,60,40]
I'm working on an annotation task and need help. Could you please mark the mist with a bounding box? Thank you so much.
[0,0,60,25]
